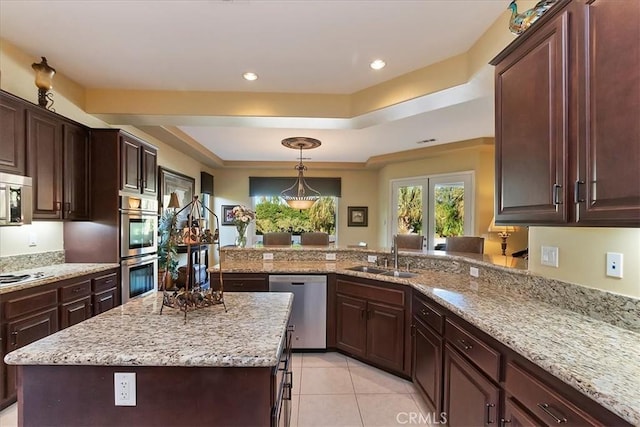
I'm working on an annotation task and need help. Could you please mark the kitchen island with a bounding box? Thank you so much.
[4,292,294,427]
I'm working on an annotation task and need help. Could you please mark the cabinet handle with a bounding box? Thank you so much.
[233,282,244,287]
[553,184,562,205]
[537,403,567,424]
[73,287,82,293]
[11,331,18,347]
[457,339,473,351]
[55,201,62,212]
[284,372,293,400]
[574,180,585,203]
[361,308,366,319]
[485,403,495,424]
[421,308,428,316]
[410,324,416,336]
[64,202,71,215]
[500,418,511,426]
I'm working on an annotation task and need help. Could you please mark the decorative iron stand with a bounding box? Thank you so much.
[160,195,227,321]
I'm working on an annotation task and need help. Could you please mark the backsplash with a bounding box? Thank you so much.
[0,250,65,273]
[222,247,640,332]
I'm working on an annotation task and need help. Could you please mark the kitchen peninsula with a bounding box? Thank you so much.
[4,292,294,427]
[216,246,640,426]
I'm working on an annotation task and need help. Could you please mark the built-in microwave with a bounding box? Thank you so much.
[0,173,32,226]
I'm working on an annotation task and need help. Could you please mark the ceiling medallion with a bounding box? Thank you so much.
[280,137,322,210]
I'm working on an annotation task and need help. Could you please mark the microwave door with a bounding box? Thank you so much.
[0,184,7,223]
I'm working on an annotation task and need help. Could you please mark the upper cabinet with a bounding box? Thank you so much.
[491,0,640,227]
[0,92,27,175]
[120,133,157,196]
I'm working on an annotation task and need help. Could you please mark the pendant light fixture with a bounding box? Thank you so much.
[280,137,321,210]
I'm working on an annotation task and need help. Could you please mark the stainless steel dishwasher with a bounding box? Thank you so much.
[268,275,327,349]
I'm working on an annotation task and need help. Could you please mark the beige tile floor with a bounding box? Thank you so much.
[0,352,435,427]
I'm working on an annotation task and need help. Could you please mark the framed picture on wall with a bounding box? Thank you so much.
[158,167,195,227]
[221,205,236,226]
[348,206,368,227]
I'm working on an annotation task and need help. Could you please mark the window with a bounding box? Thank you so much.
[252,196,337,242]
[391,172,474,249]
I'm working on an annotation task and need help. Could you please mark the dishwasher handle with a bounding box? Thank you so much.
[291,282,305,286]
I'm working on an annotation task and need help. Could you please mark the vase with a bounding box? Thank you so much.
[235,223,248,247]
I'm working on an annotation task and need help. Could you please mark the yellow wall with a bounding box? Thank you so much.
[529,227,640,298]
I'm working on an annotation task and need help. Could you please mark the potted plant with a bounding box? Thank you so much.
[158,210,179,290]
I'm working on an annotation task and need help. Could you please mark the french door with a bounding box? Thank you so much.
[391,172,474,250]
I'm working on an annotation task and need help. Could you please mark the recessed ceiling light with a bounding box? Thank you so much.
[370,59,386,70]
[243,72,258,81]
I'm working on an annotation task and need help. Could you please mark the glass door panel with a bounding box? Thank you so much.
[427,173,474,250]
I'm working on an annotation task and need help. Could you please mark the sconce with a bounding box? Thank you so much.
[31,57,56,110]
[488,217,517,256]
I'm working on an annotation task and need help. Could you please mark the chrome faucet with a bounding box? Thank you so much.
[391,234,399,269]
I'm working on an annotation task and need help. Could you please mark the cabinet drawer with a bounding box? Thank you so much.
[93,288,118,316]
[505,361,599,426]
[445,319,501,382]
[413,294,443,334]
[6,307,58,350]
[336,279,404,306]
[3,289,58,320]
[212,274,268,292]
[93,272,118,293]
[60,280,91,302]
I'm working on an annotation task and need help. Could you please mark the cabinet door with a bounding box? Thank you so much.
[63,123,91,220]
[5,307,58,402]
[494,10,570,224]
[60,296,92,329]
[93,288,118,315]
[27,109,63,219]
[443,344,500,427]
[413,317,442,413]
[142,145,157,195]
[336,294,367,358]
[575,0,640,225]
[366,301,404,372]
[503,398,543,427]
[121,135,141,193]
[0,93,26,175]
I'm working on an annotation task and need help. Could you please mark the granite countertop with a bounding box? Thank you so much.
[4,292,294,369]
[213,260,640,425]
[0,263,120,294]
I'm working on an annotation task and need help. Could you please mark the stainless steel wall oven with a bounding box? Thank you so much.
[121,253,158,303]
[120,195,158,258]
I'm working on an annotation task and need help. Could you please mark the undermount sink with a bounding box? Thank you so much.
[378,270,418,278]
[345,265,387,274]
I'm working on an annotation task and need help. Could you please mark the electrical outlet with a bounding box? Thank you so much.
[367,255,378,263]
[606,252,623,278]
[541,246,559,268]
[469,267,479,278]
[263,253,274,261]
[325,253,336,261]
[28,232,37,247]
[114,372,136,406]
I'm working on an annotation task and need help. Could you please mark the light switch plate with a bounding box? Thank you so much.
[606,252,623,278]
[367,255,378,263]
[541,246,559,268]
[325,253,336,261]
[469,267,479,278]
[263,253,274,261]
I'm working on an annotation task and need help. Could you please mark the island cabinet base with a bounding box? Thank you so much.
[18,365,278,427]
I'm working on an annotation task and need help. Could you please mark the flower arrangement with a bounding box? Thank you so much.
[232,205,255,247]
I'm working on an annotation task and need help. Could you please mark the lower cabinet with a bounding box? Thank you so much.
[443,343,500,427]
[211,273,268,292]
[412,317,442,413]
[0,267,120,409]
[335,276,408,374]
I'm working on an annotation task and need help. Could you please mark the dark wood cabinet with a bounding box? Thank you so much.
[120,134,157,196]
[574,0,640,224]
[26,108,63,219]
[502,398,543,426]
[26,108,91,221]
[443,343,500,427]
[335,277,408,374]
[336,294,367,358]
[0,268,119,409]
[0,91,26,175]
[412,317,442,413]
[491,0,640,226]
[493,6,570,224]
[211,273,268,292]
[62,122,91,220]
